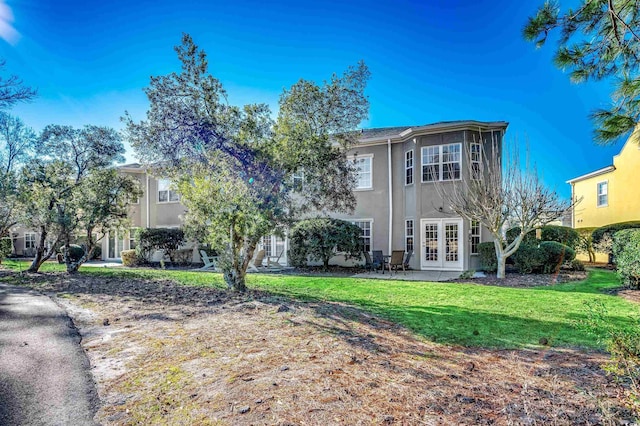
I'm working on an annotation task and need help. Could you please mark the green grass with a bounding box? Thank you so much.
[2,260,637,349]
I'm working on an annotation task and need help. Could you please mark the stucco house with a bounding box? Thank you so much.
[567,133,640,261]
[11,119,508,272]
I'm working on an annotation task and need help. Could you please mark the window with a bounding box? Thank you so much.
[405,150,414,185]
[158,179,180,203]
[25,233,36,250]
[597,181,608,207]
[405,220,414,253]
[470,143,482,180]
[351,155,372,190]
[421,143,461,182]
[129,229,137,250]
[470,220,480,255]
[292,169,304,191]
[353,220,372,252]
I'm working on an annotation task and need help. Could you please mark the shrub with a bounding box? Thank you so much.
[59,244,85,262]
[0,237,12,263]
[540,225,579,249]
[92,246,102,260]
[506,227,536,244]
[477,242,497,272]
[613,229,640,289]
[568,258,586,271]
[512,242,546,274]
[121,249,138,267]
[539,241,575,274]
[135,228,185,263]
[288,218,362,269]
[593,221,640,246]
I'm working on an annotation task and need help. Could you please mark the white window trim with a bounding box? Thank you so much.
[348,154,374,191]
[405,218,414,253]
[157,178,180,204]
[24,232,36,250]
[421,143,463,183]
[470,142,482,181]
[470,220,481,255]
[597,180,608,207]
[351,218,374,253]
[405,150,414,186]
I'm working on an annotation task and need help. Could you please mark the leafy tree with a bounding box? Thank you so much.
[125,34,370,291]
[524,1,640,143]
[0,113,36,240]
[436,139,572,279]
[0,59,36,110]
[288,218,363,270]
[19,125,132,272]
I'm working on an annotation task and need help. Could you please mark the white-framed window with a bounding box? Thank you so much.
[292,169,304,191]
[25,232,36,250]
[597,181,608,207]
[470,220,481,255]
[350,155,373,190]
[405,219,414,253]
[129,228,138,250]
[405,150,414,185]
[158,179,180,203]
[352,220,372,253]
[470,143,482,180]
[421,143,462,182]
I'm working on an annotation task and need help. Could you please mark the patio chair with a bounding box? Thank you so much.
[363,251,382,273]
[403,250,413,270]
[387,250,406,275]
[267,250,284,269]
[248,249,266,272]
[372,250,385,274]
[199,250,218,271]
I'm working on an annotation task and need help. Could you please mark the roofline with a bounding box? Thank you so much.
[566,165,615,184]
[357,120,509,145]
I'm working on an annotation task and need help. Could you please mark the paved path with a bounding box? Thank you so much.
[0,283,98,425]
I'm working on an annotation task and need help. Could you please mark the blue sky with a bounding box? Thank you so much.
[1,0,624,198]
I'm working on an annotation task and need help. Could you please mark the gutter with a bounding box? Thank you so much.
[387,138,393,254]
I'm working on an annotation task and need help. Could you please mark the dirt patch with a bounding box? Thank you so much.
[449,270,589,288]
[6,271,633,425]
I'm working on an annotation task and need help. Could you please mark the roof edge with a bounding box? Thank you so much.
[566,165,615,184]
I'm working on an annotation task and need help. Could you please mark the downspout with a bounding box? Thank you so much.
[146,173,150,228]
[387,138,393,254]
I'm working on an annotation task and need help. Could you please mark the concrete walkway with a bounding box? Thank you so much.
[0,284,98,425]
[352,270,462,282]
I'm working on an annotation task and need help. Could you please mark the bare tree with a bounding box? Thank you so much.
[0,60,36,110]
[436,134,572,279]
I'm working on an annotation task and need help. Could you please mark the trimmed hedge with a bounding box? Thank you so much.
[289,218,363,268]
[540,226,579,249]
[135,228,185,263]
[612,229,640,288]
[478,242,497,272]
[121,249,138,267]
[58,244,84,262]
[511,241,575,274]
[593,221,640,245]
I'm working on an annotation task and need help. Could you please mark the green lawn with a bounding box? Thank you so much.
[2,260,637,349]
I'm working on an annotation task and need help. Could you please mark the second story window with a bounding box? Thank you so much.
[422,143,461,182]
[351,155,372,190]
[470,143,482,180]
[597,181,608,207]
[158,179,180,203]
[405,150,414,185]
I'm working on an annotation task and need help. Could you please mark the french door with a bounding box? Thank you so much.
[420,218,463,270]
[106,231,125,260]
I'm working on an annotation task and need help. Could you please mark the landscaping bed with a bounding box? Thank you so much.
[1,269,636,425]
[450,270,589,288]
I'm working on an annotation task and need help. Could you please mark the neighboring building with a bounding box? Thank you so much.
[12,119,508,272]
[567,133,640,261]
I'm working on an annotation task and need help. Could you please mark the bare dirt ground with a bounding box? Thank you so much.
[3,271,634,425]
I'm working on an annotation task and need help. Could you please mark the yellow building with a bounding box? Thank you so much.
[567,135,640,261]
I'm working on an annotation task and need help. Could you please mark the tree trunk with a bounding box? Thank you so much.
[27,228,56,273]
[223,268,247,292]
[323,257,330,271]
[496,254,507,279]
